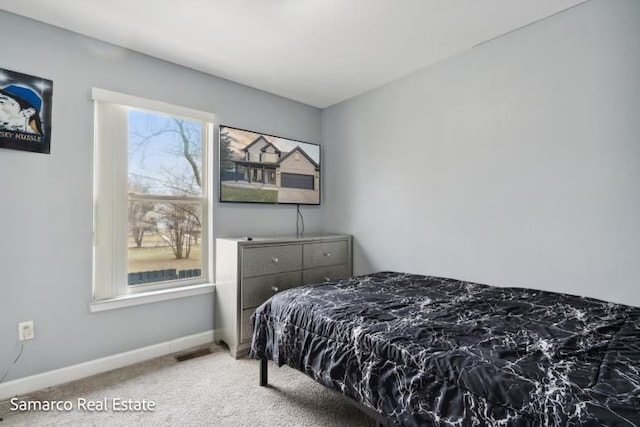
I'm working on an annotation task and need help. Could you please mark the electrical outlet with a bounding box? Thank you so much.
[18,321,34,341]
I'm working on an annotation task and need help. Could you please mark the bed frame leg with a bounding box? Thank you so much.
[260,358,268,386]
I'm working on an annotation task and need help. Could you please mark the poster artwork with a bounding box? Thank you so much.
[0,68,52,154]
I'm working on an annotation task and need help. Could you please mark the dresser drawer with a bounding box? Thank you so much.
[242,271,302,309]
[303,240,348,269]
[303,264,349,285]
[242,244,302,278]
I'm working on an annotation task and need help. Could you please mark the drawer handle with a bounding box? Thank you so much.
[272,257,279,264]
[323,252,331,257]
[271,286,280,292]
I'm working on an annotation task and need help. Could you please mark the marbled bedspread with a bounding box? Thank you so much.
[250,272,640,426]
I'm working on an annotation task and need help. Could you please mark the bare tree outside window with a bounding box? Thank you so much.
[127,110,205,285]
[128,178,156,248]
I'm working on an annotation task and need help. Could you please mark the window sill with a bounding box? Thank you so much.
[90,283,214,312]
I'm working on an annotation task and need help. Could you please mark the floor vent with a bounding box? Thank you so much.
[175,347,212,362]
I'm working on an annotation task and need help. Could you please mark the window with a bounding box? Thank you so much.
[92,89,214,305]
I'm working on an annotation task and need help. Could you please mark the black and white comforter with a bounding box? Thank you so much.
[250,271,640,426]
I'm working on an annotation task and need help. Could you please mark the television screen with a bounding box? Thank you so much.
[219,125,321,205]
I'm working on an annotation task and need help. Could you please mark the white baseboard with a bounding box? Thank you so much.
[0,330,214,401]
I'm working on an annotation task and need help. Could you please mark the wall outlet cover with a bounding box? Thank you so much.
[18,321,34,341]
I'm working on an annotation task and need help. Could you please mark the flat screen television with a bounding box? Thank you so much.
[219,125,321,205]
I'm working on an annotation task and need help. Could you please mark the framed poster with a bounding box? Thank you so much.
[0,68,52,154]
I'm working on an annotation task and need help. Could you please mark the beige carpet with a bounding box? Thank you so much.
[0,345,374,426]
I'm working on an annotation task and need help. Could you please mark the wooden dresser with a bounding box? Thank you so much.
[214,234,352,358]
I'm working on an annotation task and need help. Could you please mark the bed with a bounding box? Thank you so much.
[250,271,640,426]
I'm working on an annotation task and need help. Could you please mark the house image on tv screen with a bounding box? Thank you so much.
[220,126,320,205]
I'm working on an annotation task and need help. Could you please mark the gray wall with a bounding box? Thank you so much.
[0,11,323,381]
[322,0,640,307]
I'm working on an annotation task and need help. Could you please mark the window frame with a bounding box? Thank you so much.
[92,88,215,305]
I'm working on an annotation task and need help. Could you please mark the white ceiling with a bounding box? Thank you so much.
[1,0,587,108]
